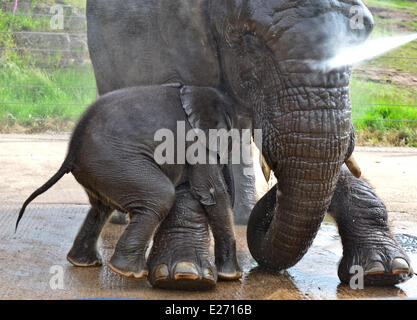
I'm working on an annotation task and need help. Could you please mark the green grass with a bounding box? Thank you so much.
[0,0,86,9]
[351,78,417,128]
[373,16,417,32]
[361,24,417,73]
[0,0,417,145]
[0,61,95,130]
[349,1,417,145]
[0,12,52,65]
[0,1,92,132]
[350,77,417,146]
[365,0,417,11]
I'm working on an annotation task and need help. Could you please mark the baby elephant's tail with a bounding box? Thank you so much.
[15,157,74,231]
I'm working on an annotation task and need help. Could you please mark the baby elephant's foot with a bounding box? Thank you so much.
[108,250,148,279]
[216,244,242,281]
[217,261,242,281]
[148,191,217,290]
[338,234,413,286]
[67,243,102,267]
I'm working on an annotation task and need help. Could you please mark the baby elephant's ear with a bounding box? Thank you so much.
[180,86,235,133]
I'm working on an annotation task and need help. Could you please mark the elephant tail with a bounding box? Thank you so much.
[15,155,74,231]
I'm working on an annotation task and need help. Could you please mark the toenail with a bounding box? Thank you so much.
[203,268,215,281]
[173,262,199,280]
[153,264,169,280]
[364,261,385,275]
[392,258,410,275]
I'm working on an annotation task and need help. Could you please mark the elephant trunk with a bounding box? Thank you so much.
[248,157,343,270]
[248,93,351,270]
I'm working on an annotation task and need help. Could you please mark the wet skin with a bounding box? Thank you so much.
[248,166,413,286]
[75,0,414,288]
[328,166,413,285]
[17,85,242,288]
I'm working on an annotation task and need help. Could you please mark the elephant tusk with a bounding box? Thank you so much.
[345,155,362,179]
[261,155,271,182]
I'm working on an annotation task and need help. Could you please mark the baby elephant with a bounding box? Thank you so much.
[16,85,242,289]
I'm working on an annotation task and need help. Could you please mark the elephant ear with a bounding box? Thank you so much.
[180,86,236,135]
[180,86,237,207]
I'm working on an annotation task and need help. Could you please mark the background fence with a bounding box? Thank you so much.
[1,1,417,145]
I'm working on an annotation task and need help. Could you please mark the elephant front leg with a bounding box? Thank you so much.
[147,185,217,290]
[191,165,242,280]
[203,192,242,280]
[328,166,413,286]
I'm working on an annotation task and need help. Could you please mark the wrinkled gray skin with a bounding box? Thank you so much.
[248,166,413,286]
[17,85,242,290]
[84,0,412,287]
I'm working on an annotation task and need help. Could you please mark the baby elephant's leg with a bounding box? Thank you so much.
[148,185,217,290]
[204,189,241,281]
[67,191,113,267]
[328,165,413,286]
[191,165,241,280]
[79,155,176,279]
[107,168,176,279]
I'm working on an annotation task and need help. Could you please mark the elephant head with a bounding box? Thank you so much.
[210,0,374,270]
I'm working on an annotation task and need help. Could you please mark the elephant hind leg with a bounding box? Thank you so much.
[328,166,413,286]
[105,162,176,279]
[148,185,217,290]
[67,191,114,267]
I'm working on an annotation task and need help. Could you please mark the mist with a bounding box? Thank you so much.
[327,33,417,69]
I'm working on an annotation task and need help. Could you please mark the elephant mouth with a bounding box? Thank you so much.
[260,154,362,182]
[276,59,352,77]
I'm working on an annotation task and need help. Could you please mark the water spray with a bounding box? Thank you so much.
[327,33,417,69]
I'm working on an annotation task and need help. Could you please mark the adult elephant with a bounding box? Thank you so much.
[86,0,413,288]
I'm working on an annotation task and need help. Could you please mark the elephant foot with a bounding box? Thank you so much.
[147,224,217,290]
[108,252,148,279]
[329,166,414,286]
[67,245,103,267]
[149,261,216,290]
[217,259,242,281]
[148,189,217,290]
[338,234,413,286]
[215,240,242,280]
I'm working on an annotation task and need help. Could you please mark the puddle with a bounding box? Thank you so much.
[2,205,417,299]
[280,218,417,299]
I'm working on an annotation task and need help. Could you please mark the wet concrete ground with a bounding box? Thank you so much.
[0,134,416,299]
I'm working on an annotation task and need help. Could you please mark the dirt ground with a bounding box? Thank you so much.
[353,66,417,88]
[0,134,416,300]
[370,6,417,33]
